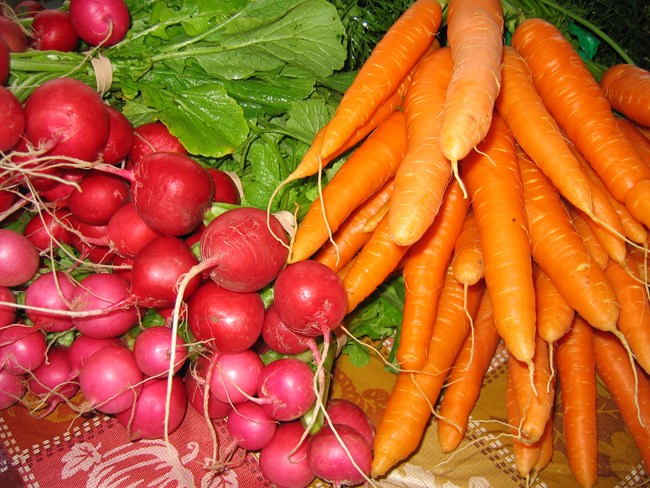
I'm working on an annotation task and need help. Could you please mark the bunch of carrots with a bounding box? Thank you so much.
[279,0,650,485]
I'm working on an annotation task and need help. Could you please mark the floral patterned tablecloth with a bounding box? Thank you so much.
[1,342,648,488]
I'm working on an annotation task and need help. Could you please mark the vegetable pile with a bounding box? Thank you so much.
[0,0,649,487]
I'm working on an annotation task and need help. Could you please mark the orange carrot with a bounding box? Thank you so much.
[319,0,442,160]
[616,116,650,167]
[567,206,609,270]
[533,417,554,473]
[495,46,596,221]
[600,63,650,127]
[371,271,484,477]
[397,180,470,371]
[462,113,536,366]
[512,19,650,209]
[604,255,650,375]
[388,46,453,246]
[593,329,650,468]
[439,0,504,175]
[313,179,394,272]
[518,151,619,332]
[624,179,650,231]
[289,111,407,263]
[451,209,484,287]
[534,266,574,346]
[557,316,598,488]
[436,289,500,453]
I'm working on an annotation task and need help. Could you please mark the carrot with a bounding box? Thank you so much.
[388,46,454,246]
[533,416,554,473]
[511,19,650,210]
[556,316,598,488]
[495,46,596,221]
[462,113,536,366]
[451,209,484,287]
[436,289,500,453]
[600,63,650,127]
[397,180,470,371]
[616,116,650,167]
[341,209,410,313]
[604,255,650,375]
[567,205,609,270]
[318,0,442,161]
[371,271,484,477]
[289,111,407,263]
[439,0,504,178]
[518,151,620,333]
[624,179,650,232]
[534,266,574,346]
[593,329,650,468]
[508,334,555,444]
[313,179,394,272]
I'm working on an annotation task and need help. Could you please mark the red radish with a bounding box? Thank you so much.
[307,424,372,487]
[71,272,138,339]
[207,168,240,205]
[30,9,79,51]
[101,106,134,165]
[111,254,133,281]
[0,229,40,287]
[67,334,122,377]
[0,287,16,328]
[0,39,8,85]
[15,1,45,18]
[187,281,265,354]
[184,356,232,419]
[27,346,78,417]
[128,121,187,167]
[115,376,187,440]
[0,85,25,152]
[261,302,311,355]
[38,168,85,206]
[68,0,129,47]
[0,369,26,409]
[69,218,115,264]
[259,421,316,488]
[156,303,188,328]
[67,171,130,226]
[199,207,289,293]
[209,349,264,405]
[0,325,47,374]
[8,137,62,191]
[24,77,109,162]
[78,344,143,414]
[0,17,28,52]
[24,209,74,252]
[326,398,375,447]
[107,202,160,258]
[130,236,201,308]
[133,326,188,377]
[257,358,316,422]
[24,271,77,333]
[227,400,277,451]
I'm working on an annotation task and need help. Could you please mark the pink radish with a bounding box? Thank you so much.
[256,358,316,422]
[132,326,188,377]
[326,398,375,447]
[24,271,77,333]
[68,0,130,47]
[0,325,47,374]
[24,209,74,252]
[67,334,122,377]
[258,421,315,488]
[227,400,277,451]
[27,346,78,417]
[0,369,26,409]
[0,287,17,328]
[184,356,232,419]
[0,229,40,287]
[209,349,264,405]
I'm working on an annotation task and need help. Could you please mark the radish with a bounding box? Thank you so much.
[261,302,311,355]
[38,168,85,206]
[0,325,47,375]
[24,271,77,333]
[184,356,232,419]
[67,171,130,226]
[23,77,109,162]
[258,421,316,488]
[209,349,264,405]
[133,326,188,377]
[187,281,264,354]
[206,168,240,205]
[130,236,201,308]
[0,86,25,152]
[326,398,375,447]
[15,1,45,17]
[68,0,130,47]
[128,121,187,167]
[0,229,40,287]
[0,38,9,85]
[0,369,26,409]
[306,424,372,487]
[199,207,289,293]
[71,272,138,339]
[0,287,16,328]
[30,9,79,52]
[0,17,28,52]
[78,344,143,414]
[27,346,78,417]
[257,358,316,422]
[69,217,115,264]
[115,376,187,440]
[101,106,134,165]
[24,209,74,252]
[131,152,214,236]
[67,334,122,377]
[227,400,277,451]
[107,202,160,258]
